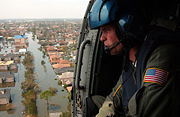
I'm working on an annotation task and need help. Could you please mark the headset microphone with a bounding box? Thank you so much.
[104,41,120,54]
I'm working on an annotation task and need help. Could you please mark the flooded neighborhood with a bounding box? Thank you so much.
[0,19,80,117]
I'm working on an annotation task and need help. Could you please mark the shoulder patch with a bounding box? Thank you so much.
[144,68,169,85]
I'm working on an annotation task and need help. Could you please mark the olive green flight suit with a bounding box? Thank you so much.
[128,44,180,117]
[96,44,180,117]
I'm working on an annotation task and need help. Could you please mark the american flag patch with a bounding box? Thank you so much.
[144,68,169,85]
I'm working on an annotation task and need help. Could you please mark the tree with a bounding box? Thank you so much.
[61,92,71,117]
[58,80,62,86]
[41,60,45,65]
[40,88,57,116]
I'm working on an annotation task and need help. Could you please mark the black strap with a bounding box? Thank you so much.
[136,38,155,89]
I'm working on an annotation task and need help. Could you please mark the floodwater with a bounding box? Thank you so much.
[0,33,68,117]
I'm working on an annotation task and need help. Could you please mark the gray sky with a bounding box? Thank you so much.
[0,0,90,19]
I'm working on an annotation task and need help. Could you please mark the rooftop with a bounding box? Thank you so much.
[0,61,14,66]
[14,35,27,39]
[0,89,11,99]
[54,67,74,75]
[0,72,14,78]
[0,53,19,58]
[52,64,70,69]
[59,72,73,79]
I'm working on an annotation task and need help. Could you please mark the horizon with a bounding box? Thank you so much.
[0,18,83,23]
[0,18,83,20]
[0,0,89,19]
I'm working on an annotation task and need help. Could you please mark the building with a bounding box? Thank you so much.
[14,35,28,51]
[9,63,18,70]
[13,55,20,63]
[48,39,56,45]
[0,54,20,62]
[0,89,11,105]
[52,64,70,69]
[49,112,62,117]
[19,48,27,54]
[0,72,14,83]
[59,72,73,86]
[47,52,59,56]
[0,61,14,71]
[54,67,74,75]
[46,46,55,52]
[49,54,60,64]
[52,59,71,69]
[0,62,9,71]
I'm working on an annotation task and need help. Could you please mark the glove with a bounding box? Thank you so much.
[96,101,115,117]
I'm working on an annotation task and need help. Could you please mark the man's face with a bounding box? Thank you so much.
[100,24,123,55]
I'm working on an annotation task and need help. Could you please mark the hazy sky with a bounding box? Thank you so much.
[0,0,90,19]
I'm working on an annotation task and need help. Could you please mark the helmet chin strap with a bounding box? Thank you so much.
[104,41,120,55]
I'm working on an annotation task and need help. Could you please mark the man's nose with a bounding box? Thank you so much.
[100,33,106,41]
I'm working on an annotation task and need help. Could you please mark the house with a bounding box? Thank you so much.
[0,61,14,71]
[13,55,20,63]
[46,46,55,52]
[0,56,4,61]
[9,63,18,70]
[14,35,27,40]
[49,112,62,117]
[67,40,76,45]
[39,40,47,46]
[0,62,9,71]
[49,54,60,65]
[59,72,73,86]
[57,40,68,46]
[0,72,14,83]
[47,52,59,56]
[7,37,13,40]
[52,64,70,69]
[4,56,12,61]
[0,54,20,62]
[54,67,74,75]
[56,48,61,52]
[0,65,8,71]
[48,39,56,45]
[19,48,27,54]
[0,89,11,105]
[14,35,27,51]
[52,60,72,69]
[59,60,71,64]
[0,54,7,61]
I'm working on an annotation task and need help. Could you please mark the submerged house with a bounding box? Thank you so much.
[0,65,8,71]
[0,54,20,63]
[59,72,73,86]
[0,72,14,83]
[0,89,11,105]
[9,63,17,70]
[54,67,74,75]
[49,54,61,64]
[0,61,15,71]
[14,35,28,51]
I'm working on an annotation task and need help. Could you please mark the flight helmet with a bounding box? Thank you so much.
[89,0,152,48]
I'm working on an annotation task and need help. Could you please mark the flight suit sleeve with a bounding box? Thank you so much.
[128,44,180,117]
